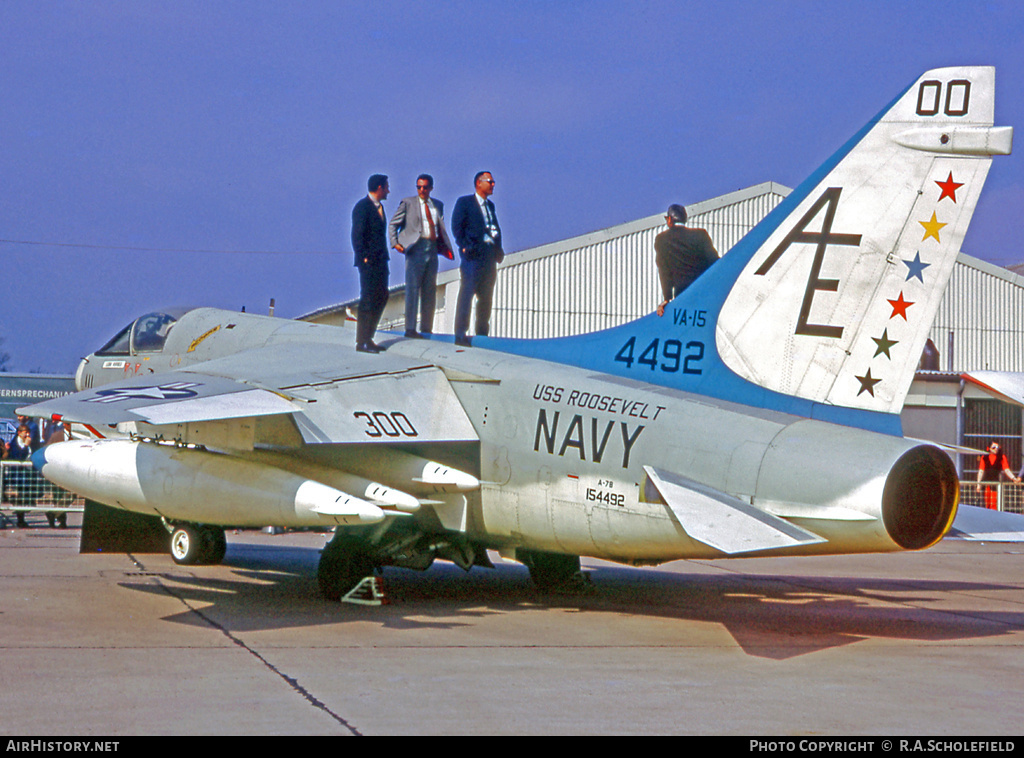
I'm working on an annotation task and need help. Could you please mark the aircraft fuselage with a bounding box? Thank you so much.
[69,307,957,564]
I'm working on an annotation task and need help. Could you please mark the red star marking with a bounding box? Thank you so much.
[887,291,914,320]
[936,172,963,203]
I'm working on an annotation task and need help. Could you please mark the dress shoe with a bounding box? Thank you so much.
[454,335,472,347]
[405,330,426,339]
[356,342,382,354]
[369,340,387,351]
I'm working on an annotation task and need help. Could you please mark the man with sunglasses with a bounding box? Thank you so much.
[388,174,454,339]
[451,171,504,347]
[975,441,1021,510]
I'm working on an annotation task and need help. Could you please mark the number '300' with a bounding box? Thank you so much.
[353,411,419,437]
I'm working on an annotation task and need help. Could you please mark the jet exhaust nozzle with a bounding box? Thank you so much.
[881,445,960,550]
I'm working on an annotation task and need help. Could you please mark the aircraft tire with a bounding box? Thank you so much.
[318,537,376,601]
[169,524,206,565]
[520,550,581,591]
[201,525,227,565]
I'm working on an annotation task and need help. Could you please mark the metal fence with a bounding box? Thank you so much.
[958,481,1024,514]
[0,460,83,527]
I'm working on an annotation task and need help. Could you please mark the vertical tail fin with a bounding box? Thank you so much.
[483,67,1011,432]
[716,66,1011,415]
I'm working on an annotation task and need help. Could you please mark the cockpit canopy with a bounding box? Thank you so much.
[95,309,188,356]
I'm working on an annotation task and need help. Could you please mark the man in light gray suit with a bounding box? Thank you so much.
[388,174,454,338]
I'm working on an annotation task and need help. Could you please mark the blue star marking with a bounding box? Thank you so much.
[902,252,930,283]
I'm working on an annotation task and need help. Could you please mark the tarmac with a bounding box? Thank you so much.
[2,511,1024,736]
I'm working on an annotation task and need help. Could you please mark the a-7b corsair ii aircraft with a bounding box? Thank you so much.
[22,66,1021,600]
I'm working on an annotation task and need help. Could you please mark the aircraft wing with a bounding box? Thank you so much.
[279,364,478,444]
[17,370,299,427]
[18,343,479,445]
[948,504,1024,542]
[643,466,827,554]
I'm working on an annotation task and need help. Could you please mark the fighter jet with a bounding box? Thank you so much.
[21,66,1020,600]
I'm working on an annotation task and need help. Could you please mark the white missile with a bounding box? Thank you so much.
[413,460,480,493]
[240,450,422,513]
[33,440,385,527]
[357,480,421,513]
[332,447,480,495]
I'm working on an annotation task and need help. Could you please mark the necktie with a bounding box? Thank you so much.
[483,201,497,240]
[424,200,436,239]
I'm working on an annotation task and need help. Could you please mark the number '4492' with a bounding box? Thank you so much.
[614,337,704,374]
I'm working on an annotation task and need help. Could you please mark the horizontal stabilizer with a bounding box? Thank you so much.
[644,466,826,555]
[962,371,1024,408]
[905,437,987,457]
[948,504,1024,542]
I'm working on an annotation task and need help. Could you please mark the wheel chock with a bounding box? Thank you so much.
[342,576,388,606]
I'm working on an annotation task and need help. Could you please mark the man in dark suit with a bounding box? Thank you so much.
[451,171,503,346]
[654,204,718,317]
[351,174,390,353]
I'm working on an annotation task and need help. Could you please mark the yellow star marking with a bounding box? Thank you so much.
[919,212,947,243]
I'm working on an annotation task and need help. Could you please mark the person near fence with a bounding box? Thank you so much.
[3,424,39,527]
[16,415,40,447]
[975,441,1021,510]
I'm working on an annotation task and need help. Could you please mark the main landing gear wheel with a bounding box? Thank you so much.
[520,550,586,592]
[170,524,227,566]
[204,526,227,564]
[318,536,377,601]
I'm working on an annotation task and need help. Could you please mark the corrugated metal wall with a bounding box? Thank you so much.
[931,258,1024,372]
[495,228,655,339]
[489,186,789,338]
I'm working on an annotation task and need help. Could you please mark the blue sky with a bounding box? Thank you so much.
[2,0,1022,374]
